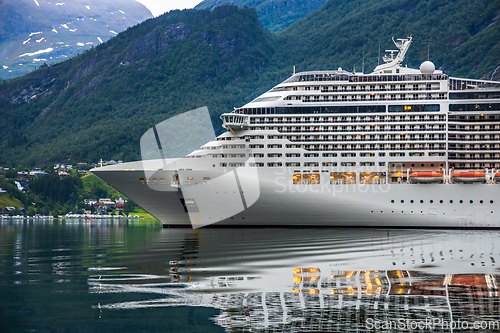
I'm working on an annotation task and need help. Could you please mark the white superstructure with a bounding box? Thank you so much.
[92,37,500,228]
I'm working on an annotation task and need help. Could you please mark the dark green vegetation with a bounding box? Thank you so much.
[196,0,329,32]
[0,171,82,216]
[1,0,500,168]
[0,170,146,217]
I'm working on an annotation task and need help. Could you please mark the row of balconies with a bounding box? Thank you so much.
[301,147,447,152]
[448,128,500,132]
[319,87,440,93]
[448,157,500,160]
[287,138,445,142]
[249,116,500,124]
[276,128,446,133]
[301,95,446,102]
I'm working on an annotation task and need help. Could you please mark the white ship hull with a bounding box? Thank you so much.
[92,160,500,228]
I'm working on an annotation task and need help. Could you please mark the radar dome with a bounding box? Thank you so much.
[420,61,435,74]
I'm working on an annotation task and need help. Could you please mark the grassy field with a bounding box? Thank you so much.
[81,173,124,199]
[0,195,23,208]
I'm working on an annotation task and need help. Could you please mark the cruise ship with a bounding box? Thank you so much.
[91,37,500,228]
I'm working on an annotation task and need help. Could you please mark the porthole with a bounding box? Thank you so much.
[420,200,424,203]
[212,164,216,167]
[431,163,434,167]
[401,200,404,203]
[410,200,414,203]
[391,200,395,203]
[480,200,483,204]
[491,200,494,204]
[470,200,473,204]
[440,163,444,167]
[402,164,406,167]
[439,200,443,204]
[392,163,396,167]
[460,200,463,204]
[411,164,415,167]
[450,200,453,204]
[430,200,434,204]
[421,164,424,167]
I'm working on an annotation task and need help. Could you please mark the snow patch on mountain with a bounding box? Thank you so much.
[19,48,54,58]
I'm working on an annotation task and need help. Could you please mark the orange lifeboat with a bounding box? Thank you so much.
[494,172,500,183]
[451,171,486,183]
[409,171,443,183]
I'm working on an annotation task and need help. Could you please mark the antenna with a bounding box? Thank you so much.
[378,43,381,66]
[427,45,430,61]
[293,66,296,75]
[362,51,365,74]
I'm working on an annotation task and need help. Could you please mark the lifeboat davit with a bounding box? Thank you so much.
[451,171,486,183]
[494,172,500,183]
[409,171,443,183]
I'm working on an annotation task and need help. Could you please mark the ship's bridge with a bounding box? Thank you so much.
[221,113,250,131]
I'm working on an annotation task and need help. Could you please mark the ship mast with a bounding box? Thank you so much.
[372,36,412,74]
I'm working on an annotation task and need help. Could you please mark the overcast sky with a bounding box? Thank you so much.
[136,0,204,17]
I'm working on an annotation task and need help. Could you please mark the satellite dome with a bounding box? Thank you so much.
[420,61,435,74]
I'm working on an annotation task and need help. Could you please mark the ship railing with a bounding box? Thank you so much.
[448,128,500,132]
[320,87,441,92]
[448,147,500,151]
[301,96,445,102]
[253,118,445,124]
[448,157,500,160]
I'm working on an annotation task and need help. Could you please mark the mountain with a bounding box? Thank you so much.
[0,6,274,166]
[0,0,499,168]
[0,0,152,80]
[195,0,329,32]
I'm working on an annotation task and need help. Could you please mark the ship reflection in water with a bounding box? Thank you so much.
[89,228,500,332]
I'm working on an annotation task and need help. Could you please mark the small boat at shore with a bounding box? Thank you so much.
[451,171,486,184]
[409,171,443,183]
[494,172,500,183]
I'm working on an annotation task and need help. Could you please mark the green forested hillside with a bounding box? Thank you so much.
[0,1,499,168]
[195,0,329,32]
[277,0,500,80]
[0,6,275,167]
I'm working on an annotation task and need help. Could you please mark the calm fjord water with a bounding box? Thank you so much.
[1,220,500,332]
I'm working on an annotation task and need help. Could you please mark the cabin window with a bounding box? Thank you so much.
[303,173,320,185]
[330,172,356,184]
